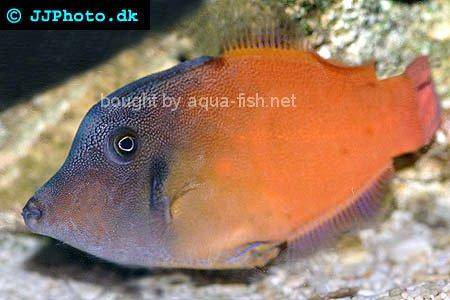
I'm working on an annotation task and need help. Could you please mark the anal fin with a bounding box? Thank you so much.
[284,166,394,260]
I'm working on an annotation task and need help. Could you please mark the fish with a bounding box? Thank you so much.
[22,30,441,269]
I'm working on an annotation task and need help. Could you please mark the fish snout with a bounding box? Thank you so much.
[22,196,43,230]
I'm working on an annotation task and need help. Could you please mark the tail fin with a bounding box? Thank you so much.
[405,56,441,145]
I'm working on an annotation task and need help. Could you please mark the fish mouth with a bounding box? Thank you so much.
[22,195,44,232]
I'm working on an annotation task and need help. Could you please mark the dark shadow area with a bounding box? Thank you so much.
[0,31,147,111]
[25,237,264,290]
[393,152,422,170]
[150,0,203,31]
[392,0,429,4]
[0,0,203,111]
[393,143,432,170]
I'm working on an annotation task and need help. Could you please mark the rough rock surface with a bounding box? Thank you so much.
[0,0,449,299]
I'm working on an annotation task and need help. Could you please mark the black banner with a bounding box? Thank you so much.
[0,0,150,30]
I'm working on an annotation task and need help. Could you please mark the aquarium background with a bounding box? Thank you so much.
[0,0,449,298]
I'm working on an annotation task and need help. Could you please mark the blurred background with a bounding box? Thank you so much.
[0,0,449,299]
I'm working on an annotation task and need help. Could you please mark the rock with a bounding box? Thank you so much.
[428,21,450,42]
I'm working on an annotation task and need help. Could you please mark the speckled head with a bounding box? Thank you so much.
[22,57,214,267]
[22,104,165,265]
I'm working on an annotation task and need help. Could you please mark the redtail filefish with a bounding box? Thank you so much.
[23,31,441,269]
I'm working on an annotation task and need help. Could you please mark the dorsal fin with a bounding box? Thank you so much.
[221,22,312,56]
[219,23,377,81]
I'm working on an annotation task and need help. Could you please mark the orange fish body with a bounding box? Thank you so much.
[163,48,440,263]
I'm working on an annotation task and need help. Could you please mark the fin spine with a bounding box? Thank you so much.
[220,23,311,56]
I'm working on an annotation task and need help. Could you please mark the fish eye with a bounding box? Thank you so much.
[115,135,136,155]
[107,128,139,164]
